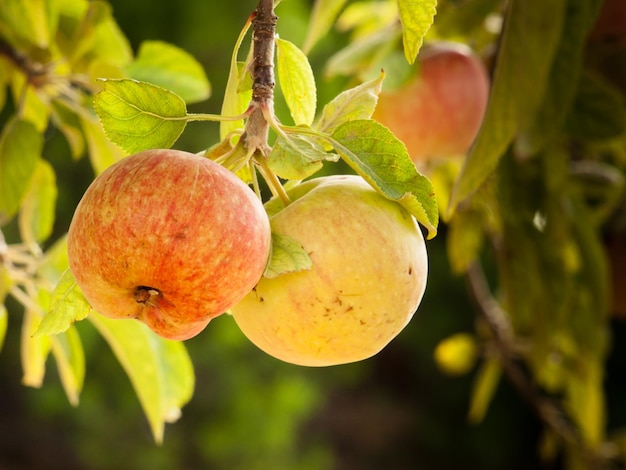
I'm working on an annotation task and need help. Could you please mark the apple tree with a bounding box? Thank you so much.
[0,0,625,468]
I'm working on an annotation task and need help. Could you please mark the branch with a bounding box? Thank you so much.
[466,262,613,466]
[241,0,277,157]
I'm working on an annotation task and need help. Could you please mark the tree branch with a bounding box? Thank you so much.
[241,0,277,157]
[466,261,613,467]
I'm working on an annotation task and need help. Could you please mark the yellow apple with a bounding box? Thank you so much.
[231,175,428,366]
[67,149,271,340]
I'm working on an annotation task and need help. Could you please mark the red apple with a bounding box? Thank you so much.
[67,149,271,340]
[373,41,490,163]
[231,175,428,366]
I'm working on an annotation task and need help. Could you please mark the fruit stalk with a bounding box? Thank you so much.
[241,0,277,158]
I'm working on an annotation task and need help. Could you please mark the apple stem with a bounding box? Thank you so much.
[240,0,277,158]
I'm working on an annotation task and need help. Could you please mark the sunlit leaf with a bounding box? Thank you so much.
[315,72,384,133]
[94,78,188,154]
[450,0,567,209]
[276,38,317,126]
[468,357,502,424]
[125,40,211,104]
[221,18,254,140]
[325,27,399,78]
[89,314,195,444]
[264,233,313,279]
[21,301,51,388]
[80,113,127,174]
[269,131,337,180]
[37,236,69,287]
[50,325,85,406]
[302,0,349,53]
[18,160,58,245]
[446,207,486,274]
[396,0,437,64]
[51,100,86,159]
[0,118,42,224]
[35,269,91,337]
[0,0,59,49]
[330,119,438,238]
[565,358,605,446]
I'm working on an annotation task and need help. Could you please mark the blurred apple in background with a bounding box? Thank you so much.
[373,41,490,164]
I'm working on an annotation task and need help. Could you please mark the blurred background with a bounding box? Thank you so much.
[1,0,626,469]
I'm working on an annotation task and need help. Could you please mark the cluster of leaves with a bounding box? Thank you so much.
[0,0,440,444]
[0,0,211,443]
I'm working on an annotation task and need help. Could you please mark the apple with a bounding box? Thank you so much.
[373,41,490,164]
[67,148,271,340]
[230,175,428,366]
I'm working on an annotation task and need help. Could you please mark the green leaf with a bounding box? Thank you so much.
[94,78,188,154]
[566,72,626,140]
[89,314,195,444]
[50,325,85,406]
[80,113,127,175]
[18,160,58,245]
[447,207,486,274]
[125,40,211,104]
[263,233,313,279]
[330,119,438,238]
[450,0,567,210]
[51,100,86,159]
[325,27,399,78]
[396,0,438,64]
[37,235,69,287]
[516,0,604,155]
[0,0,59,49]
[315,72,384,134]
[269,131,338,180]
[468,357,502,424]
[21,301,52,388]
[0,118,43,224]
[276,38,317,126]
[35,269,91,337]
[220,60,252,140]
[302,0,349,54]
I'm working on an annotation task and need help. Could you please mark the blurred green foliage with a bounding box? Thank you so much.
[2,0,626,469]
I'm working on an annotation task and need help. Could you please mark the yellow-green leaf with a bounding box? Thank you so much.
[0,118,43,224]
[0,304,7,353]
[264,233,313,279]
[396,0,437,64]
[50,325,85,406]
[269,131,338,180]
[315,72,384,134]
[302,0,349,54]
[18,160,57,245]
[21,306,51,388]
[276,38,317,126]
[80,113,127,175]
[330,119,438,238]
[125,40,211,104]
[89,314,194,444]
[94,78,188,154]
[35,269,91,337]
[468,357,502,424]
[450,0,567,209]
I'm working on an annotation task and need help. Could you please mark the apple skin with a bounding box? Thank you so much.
[231,175,428,366]
[67,149,271,341]
[373,41,490,163]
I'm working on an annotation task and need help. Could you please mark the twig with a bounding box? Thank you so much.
[466,261,611,467]
[241,0,277,158]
